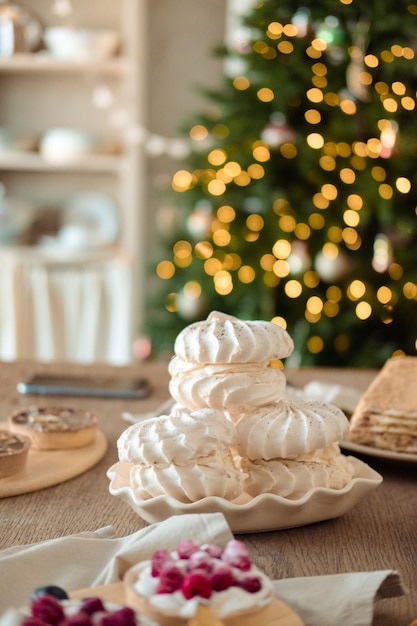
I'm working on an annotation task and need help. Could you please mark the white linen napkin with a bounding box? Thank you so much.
[0,513,405,626]
[284,380,363,414]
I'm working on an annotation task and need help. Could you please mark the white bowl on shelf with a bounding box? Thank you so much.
[39,128,98,163]
[43,27,120,60]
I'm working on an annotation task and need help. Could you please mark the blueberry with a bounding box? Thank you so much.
[31,586,69,601]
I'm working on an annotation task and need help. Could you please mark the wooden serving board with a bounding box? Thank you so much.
[0,429,107,498]
[70,582,304,626]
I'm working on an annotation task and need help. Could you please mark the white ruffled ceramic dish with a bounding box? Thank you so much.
[107,457,382,533]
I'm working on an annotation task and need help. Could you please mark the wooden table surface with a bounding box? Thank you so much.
[0,360,416,626]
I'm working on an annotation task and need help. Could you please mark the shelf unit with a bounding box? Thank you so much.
[0,0,148,362]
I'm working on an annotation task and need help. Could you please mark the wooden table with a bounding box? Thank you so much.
[1,360,416,626]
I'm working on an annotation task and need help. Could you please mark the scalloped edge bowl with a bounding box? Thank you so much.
[107,456,382,533]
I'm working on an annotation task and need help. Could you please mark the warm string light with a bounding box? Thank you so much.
[160,7,417,358]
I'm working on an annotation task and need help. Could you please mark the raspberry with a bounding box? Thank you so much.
[238,575,262,593]
[151,549,173,576]
[181,571,212,600]
[221,540,251,571]
[203,544,223,559]
[156,564,185,594]
[100,607,136,626]
[176,539,199,559]
[31,595,65,625]
[186,551,213,573]
[80,598,106,615]
[211,564,236,591]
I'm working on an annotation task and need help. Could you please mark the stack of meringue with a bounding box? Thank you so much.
[169,311,354,499]
[116,310,355,503]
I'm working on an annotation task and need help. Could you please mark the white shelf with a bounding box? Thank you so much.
[0,152,125,173]
[0,54,126,76]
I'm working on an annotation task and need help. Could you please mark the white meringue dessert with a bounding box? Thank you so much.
[118,406,236,465]
[235,398,350,460]
[173,310,294,364]
[168,359,286,414]
[127,450,245,502]
[116,404,246,502]
[239,444,355,499]
[108,310,380,530]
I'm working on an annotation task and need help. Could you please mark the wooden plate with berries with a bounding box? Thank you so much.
[70,582,304,625]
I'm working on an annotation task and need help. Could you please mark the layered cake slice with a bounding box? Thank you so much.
[349,356,417,453]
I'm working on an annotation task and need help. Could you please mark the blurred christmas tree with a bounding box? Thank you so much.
[147,0,417,367]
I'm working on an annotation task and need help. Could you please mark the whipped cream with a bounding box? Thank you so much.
[128,451,245,502]
[239,449,355,498]
[169,358,286,413]
[135,569,272,618]
[235,398,350,460]
[117,406,236,464]
[173,310,294,364]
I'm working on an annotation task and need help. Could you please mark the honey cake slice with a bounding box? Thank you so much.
[348,356,417,453]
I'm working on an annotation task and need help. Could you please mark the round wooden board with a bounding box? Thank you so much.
[70,582,304,626]
[0,429,107,497]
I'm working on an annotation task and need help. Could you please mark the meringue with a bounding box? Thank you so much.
[235,398,350,460]
[239,448,355,499]
[173,310,294,364]
[127,452,246,502]
[169,358,286,413]
[117,406,236,465]
[112,309,355,506]
[116,404,245,502]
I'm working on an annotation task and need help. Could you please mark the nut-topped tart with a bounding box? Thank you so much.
[8,407,97,450]
[0,430,31,478]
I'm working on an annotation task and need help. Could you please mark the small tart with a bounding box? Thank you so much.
[8,407,97,450]
[124,539,274,626]
[2,591,156,626]
[125,564,273,626]
[0,430,31,478]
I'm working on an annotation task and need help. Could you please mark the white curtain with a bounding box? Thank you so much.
[0,247,133,364]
